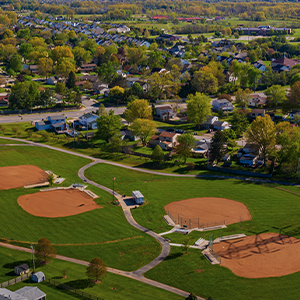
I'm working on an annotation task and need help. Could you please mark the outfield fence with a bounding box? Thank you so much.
[45,278,105,300]
[0,272,32,288]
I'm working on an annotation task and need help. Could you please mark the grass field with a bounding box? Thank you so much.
[0,146,161,271]
[0,246,183,300]
[84,163,300,300]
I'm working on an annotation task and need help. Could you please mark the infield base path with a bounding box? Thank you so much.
[0,165,48,190]
[18,189,101,218]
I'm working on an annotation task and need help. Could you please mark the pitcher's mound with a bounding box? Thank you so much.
[0,165,48,190]
[165,197,251,226]
[214,233,300,278]
[18,189,101,218]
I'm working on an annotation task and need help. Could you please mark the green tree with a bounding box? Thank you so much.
[35,238,57,264]
[96,110,122,142]
[247,115,276,164]
[186,92,212,130]
[37,57,53,79]
[231,111,249,136]
[186,293,197,300]
[72,46,91,67]
[98,61,117,84]
[48,173,55,186]
[55,82,66,95]
[124,99,152,123]
[17,28,31,40]
[210,130,226,162]
[9,54,22,72]
[234,88,251,109]
[108,86,124,105]
[109,134,122,152]
[151,145,164,164]
[97,103,106,116]
[51,46,74,62]
[66,71,76,89]
[265,85,287,111]
[191,71,218,94]
[55,58,76,81]
[86,257,107,283]
[130,118,157,146]
[9,81,40,110]
[176,133,196,163]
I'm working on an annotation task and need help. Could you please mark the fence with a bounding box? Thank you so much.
[199,220,226,229]
[45,278,105,300]
[0,272,32,288]
[167,211,177,224]
[210,249,221,263]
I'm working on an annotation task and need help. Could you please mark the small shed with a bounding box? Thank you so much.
[14,264,30,275]
[31,271,45,283]
[132,191,144,205]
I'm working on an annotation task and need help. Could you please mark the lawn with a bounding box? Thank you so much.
[0,246,183,300]
[84,163,300,300]
[0,146,161,271]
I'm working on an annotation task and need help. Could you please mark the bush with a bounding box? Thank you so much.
[186,162,195,171]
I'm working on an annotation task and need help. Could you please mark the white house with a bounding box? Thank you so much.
[249,109,265,119]
[205,116,219,127]
[212,99,234,112]
[79,113,100,128]
[132,190,144,204]
[192,139,211,154]
[213,121,230,131]
[35,115,66,131]
[155,106,176,120]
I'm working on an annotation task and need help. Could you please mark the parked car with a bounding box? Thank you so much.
[175,228,189,235]
[175,129,184,134]
[194,132,198,135]
[166,128,175,132]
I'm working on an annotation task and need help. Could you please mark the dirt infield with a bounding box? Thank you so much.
[164,197,251,226]
[18,189,101,218]
[0,165,48,190]
[214,233,300,278]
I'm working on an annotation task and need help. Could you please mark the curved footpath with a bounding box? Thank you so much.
[0,136,299,186]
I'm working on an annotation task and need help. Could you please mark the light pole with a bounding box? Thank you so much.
[113,177,115,202]
[30,245,35,273]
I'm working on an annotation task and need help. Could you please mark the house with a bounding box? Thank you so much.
[213,121,230,131]
[46,77,58,85]
[31,271,45,283]
[249,109,265,119]
[222,153,231,161]
[78,63,97,72]
[271,57,300,70]
[215,16,225,21]
[249,94,268,107]
[14,264,30,276]
[29,65,39,74]
[35,115,67,131]
[205,116,219,127]
[158,34,181,41]
[148,131,179,150]
[79,113,100,128]
[16,286,46,300]
[212,99,234,112]
[239,153,258,166]
[0,95,8,106]
[120,129,139,141]
[155,105,176,120]
[192,139,210,154]
[132,190,144,205]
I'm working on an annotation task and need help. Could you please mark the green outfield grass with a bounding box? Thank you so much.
[0,146,160,271]
[0,246,183,300]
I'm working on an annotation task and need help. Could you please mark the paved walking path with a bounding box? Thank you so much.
[1,136,299,186]
[0,242,202,299]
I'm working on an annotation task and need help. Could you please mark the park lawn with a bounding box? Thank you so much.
[0,246,182,300]
[0,138,26,144]
[0,146,161,271]
[85,163,300,237]
[145,245,300,300]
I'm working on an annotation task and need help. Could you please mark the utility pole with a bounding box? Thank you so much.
[30,245,35,273]
[113,177,115,201]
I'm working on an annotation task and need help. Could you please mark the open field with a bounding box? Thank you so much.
[0,246,182,300]
[0,146,160,271]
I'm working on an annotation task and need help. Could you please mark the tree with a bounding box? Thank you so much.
[186,92,212,130]
[51,46,74,62]
[176,133,196,163]
[48,173,55,186]
[109,134,122,152]
[186,293,197,300]
[181,237,192,254]
[55,58,76,81]
[98,61,117,84]
[35,238,56,264]
[9,54,22,72]
[108,86,124,105]
[131,119,157,146]
[97,103,106,116]
[285,81,300,112]
[28,37,47,48]
[234,89,251,109]
[66,71,76,89]
[37,57,53,79]
[210,130,226,163]
[86,257,107,283]
[231,111,249,136]
[151,145,164,164]
[96,110,122,142]
[72,46,91,67]
[55,82,66,95]
[191,71,218,95]
[124,99,152,123]
[265,85,287,110]
[247,115,276,164]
